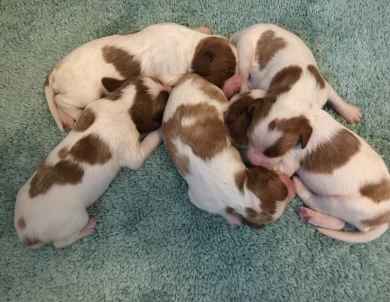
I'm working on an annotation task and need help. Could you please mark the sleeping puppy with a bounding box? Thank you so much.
[46,23,241,131]
[229,24,362,168]
[15,77,169,248]
[272,109,390,243]
[162,73,295,228]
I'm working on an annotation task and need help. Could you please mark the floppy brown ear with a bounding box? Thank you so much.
[192,49,213,77]
[299,122,313,149]
[247,101,258,116]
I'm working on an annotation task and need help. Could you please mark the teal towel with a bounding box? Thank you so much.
[1,0,389,301]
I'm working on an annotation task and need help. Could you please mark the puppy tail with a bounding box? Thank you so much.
[44,73,64,132]
[317,224,388,243]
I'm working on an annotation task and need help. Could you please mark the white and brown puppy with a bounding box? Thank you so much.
[46,23,241,131]
[229,24,362,168]
[162,73,295,228]
[271,109,390,243]
[15,77,169,248]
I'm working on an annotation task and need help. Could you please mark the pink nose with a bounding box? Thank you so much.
[247,150,276,168]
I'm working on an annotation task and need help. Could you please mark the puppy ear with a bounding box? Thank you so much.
[247,101,258,116]
[192,49,213,77]
[299,122,313,149]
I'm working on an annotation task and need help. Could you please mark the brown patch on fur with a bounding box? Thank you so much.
[44,64,58,86]
[18,218,26,230]
[225,94,255,146]
[23,237,41,247]
[129,78,169,133]
[69,134,112,165]
[256,30,287,70]
[102,77,127,93]
[264,116,313,158]
[267,65,302,98]
[307,65,325,88]
[164,103,228,163]
[360,179,390,203]
[239,167,288,228]
[73,108,96,132]
[167,143,190,176]
[300,129,361,173]
[191,37,236,89]
[29,160,84,198]
[234,169,247,193]
[362,212,390,227]
[225,206,235,215]
[58,147,69,160]
[226,95,277,146]
[102,45,141,81]
[248,96,276,125]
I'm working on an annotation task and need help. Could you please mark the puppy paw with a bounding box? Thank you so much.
[79,218,96,237]
[340,104,362,123]
[64,122,73,131]
[298,207,312,222]
[226,214,243,226]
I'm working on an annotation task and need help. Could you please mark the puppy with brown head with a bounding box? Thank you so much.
[229,24,362,168]
[226,89,313,167]
[45,23,240,132]
[163,74,295,228]
[14,77,169,248]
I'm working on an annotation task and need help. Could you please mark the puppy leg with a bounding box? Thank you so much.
[326,82,362,123]
[120,129,162,170]
[298,207,345,230]
[52,210,95,248]
[236,43,253,92]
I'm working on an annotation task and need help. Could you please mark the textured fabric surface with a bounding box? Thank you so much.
[1,0,389,301]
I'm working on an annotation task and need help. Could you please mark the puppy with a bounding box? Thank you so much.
[162,73,295,228]
[272,109,390,243]
[229,24,362,168]
[15,77,169,248]
[46,23,241,131]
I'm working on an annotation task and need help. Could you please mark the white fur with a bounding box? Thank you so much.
[15,79,165,248]
[274,110,390,243]
[163,75,294,225]
[230,24,362,165]
[46,23,238,131]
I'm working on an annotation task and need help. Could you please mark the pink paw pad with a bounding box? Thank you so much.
[64,123,73,130]
[298,207,311,222]
[80,218,96,237]
[227,215,243,226]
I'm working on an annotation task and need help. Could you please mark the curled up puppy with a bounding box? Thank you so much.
[272,109,390,243]
[15,77,170,248]
[46,23,241,131]
[229,24,362,168]
[162,73,295,228]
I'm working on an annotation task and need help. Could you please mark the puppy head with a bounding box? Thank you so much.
[239,167,295,229]
[225,90,267,147]
[226,95,312,168]
[130,77,171,133]
[191,36,241,98]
